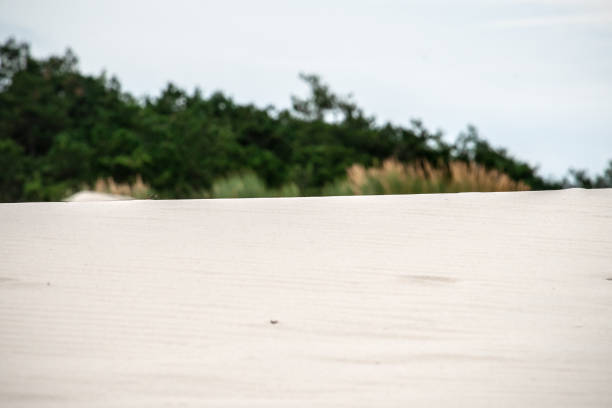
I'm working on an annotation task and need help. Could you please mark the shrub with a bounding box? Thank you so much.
[210,172,300,198]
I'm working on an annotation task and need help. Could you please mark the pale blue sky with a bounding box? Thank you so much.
[1,0,611,178]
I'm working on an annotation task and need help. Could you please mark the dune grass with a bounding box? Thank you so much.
[73,160,528,200]
[89,175,153,199]
[323,159,530,196]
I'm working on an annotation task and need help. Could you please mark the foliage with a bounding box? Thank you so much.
[0,37,604,202]
[563,160,612,188]
[210,172,300,198]
[323,159,530,196]
[452,126,555,190]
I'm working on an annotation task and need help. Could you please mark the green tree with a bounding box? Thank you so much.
[0,37,592,202]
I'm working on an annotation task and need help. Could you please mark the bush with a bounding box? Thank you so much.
[210,172,300,198]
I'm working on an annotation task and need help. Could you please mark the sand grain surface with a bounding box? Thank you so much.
[1,189,612,407]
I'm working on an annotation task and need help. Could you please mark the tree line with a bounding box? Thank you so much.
[1,38,610,202]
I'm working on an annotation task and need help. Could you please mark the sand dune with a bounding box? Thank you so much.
[1,189,612,407]
[64,190,133,202]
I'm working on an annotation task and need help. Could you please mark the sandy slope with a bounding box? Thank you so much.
[1,189,611,407]
[64,191,133,202]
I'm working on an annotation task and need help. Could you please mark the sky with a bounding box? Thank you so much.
[1,0,611,178]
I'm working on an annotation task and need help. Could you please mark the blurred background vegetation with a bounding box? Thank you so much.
[1,38,610,202]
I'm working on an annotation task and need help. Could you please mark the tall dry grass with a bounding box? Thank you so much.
[77,161,528,200]
[324,159,530,196]
[90,175,152,199]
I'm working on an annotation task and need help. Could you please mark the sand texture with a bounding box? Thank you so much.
[1,189,611,407]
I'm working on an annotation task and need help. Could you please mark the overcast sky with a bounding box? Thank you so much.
[1,0,611,178]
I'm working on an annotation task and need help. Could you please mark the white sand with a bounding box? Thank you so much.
[64,190,133,202]
[1,189,611,407]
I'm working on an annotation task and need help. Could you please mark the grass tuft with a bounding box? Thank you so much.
[324,159,530,196]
